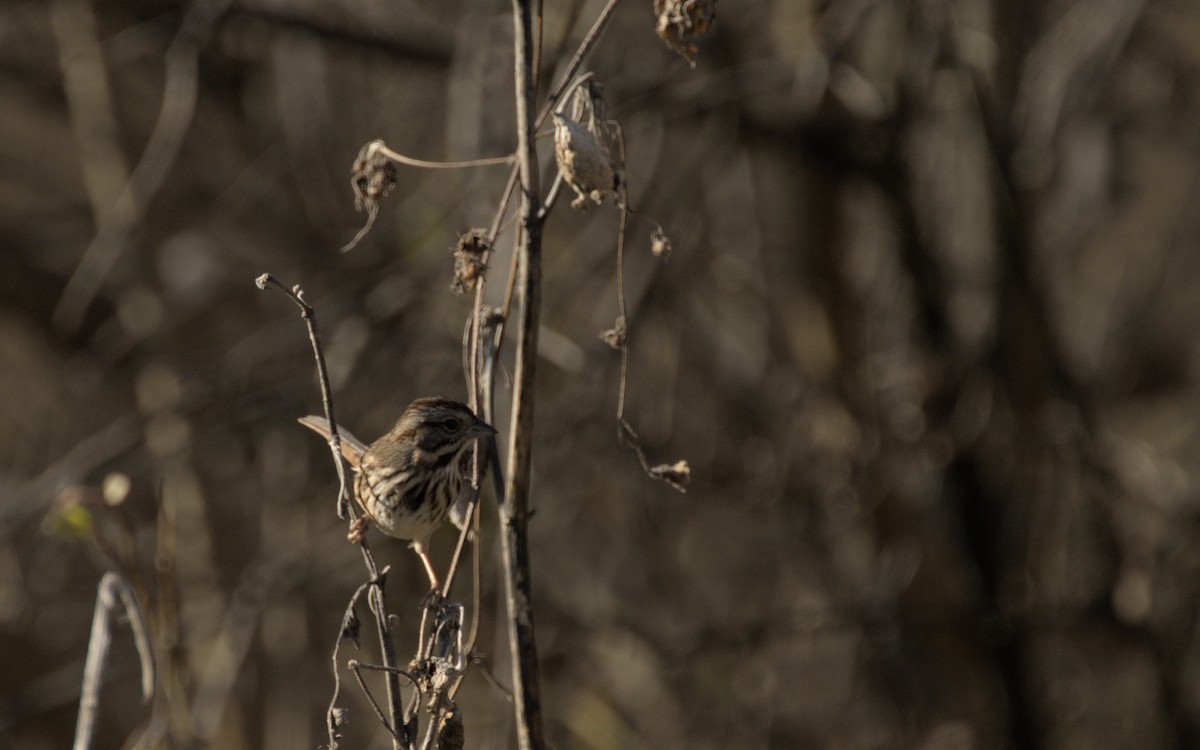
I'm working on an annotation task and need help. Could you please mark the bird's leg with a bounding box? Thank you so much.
[413,543,440,593]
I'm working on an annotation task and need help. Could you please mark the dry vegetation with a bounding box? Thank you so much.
[4,0,1200,748]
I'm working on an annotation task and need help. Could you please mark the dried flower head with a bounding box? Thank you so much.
[452,229,491,294]
[600,315,628,350]
[655,0,717,66]
[649,459,691,491]
[650,226,672,259]
[329,706,348,729]
[553,113,617,210]
[344,140,398,251]
[350,140,396,213]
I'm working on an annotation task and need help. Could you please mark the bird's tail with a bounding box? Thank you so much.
[297,415,368,467]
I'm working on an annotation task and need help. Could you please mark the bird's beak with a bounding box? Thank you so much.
[471,418,498,437]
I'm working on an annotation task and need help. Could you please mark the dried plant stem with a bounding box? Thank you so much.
[373,141,515,170]
[540,0,622,124]
[349,659,422,741]
[256,273,409,749]
[73,572,155,750]
[615,163,631,421]
[501,2,547,750]
[254,274,352,518]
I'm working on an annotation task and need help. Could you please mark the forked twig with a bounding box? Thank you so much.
[348,659,424,742]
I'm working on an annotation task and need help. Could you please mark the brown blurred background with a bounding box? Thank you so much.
[4,0,1200,748]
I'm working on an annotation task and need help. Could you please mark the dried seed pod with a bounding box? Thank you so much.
[328,706,348,729]
[654,0,717,66]
[451,229,491,294]
[553,113,617,210]
[600,315,628,350]
[650,226,672,259]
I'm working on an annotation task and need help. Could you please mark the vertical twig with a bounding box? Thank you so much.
[502,2,546,749]
[73,572,155,750]
[256,274,410,749]
[253,273,352,519]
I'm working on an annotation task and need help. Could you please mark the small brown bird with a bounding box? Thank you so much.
[299,397,496,590]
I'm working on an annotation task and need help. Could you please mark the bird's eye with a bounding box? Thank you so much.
[441,418,461,432]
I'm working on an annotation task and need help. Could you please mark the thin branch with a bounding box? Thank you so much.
[325,580,370,748]
[537,0,623,128]
[373,140,516,170]
[471,655,516,703]
[442,313,505,715]
[257,273,409,749]
[255,273,353,518]
[502,3,547,749]
[538,172,566,219]
[614,127,631,421]
[445,312,505,598]
[73,572,155,750]
[348,659,423,742]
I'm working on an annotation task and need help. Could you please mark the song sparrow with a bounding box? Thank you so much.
[299,397,496,590]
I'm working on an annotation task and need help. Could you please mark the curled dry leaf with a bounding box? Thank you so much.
[553,113,617,210]
[650,226,672,259]
[350,140,397,214]
[452,228,491,294]
[649,459,691,491]
[343,140,397,251]
[654,0,717,67]
[600,315,628,349]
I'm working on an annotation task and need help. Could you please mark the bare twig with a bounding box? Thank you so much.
[538,0,623,126]
[372,140,515,170]
[73,572,155,750]
[256,273,409,749]
[444,312,504,599]
[501,3,547,749]
[471,655,516,703]
[348,659,423,742]
[254,274,352,519]
[325,580,369,748]
[361,555,409,749]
